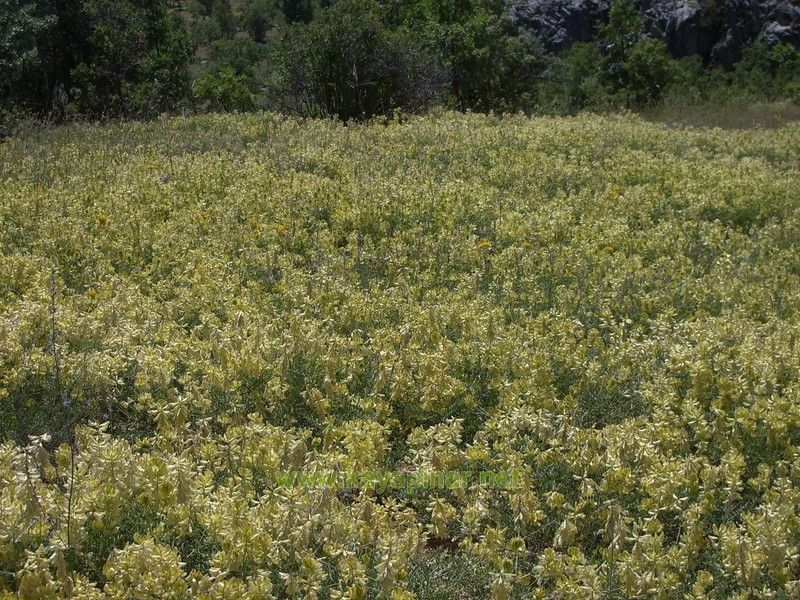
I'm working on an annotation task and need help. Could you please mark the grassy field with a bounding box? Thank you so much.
[1,112,799,599]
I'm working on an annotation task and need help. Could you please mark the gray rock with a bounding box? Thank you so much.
[642,1,717,57]
[761,22,797,45]
[509,0,800,64]
[760,2,800,46]
[509,0,610,52]
[710,0,766,63]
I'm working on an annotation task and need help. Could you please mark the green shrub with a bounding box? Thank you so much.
[598,0,644,63]
[618,38,676,107]
[387,0,547,113]
[444,11,546,112]
[539,42,608,113]
[279,0,317,23]
[207,36,265,77]
[193,67,257,112]
[189,17,223,47]
[542,0,678,111]
[731,43,780,99]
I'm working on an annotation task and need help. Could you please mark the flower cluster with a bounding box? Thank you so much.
[0,111,799,598]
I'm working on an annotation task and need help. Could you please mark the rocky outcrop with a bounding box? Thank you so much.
[640,1,719,58]
[511,0,611,52]
[510,0,800,64]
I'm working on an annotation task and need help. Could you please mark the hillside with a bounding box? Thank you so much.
[1,112,800,598]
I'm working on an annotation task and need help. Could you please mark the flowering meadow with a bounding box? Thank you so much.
[1,112,799,599]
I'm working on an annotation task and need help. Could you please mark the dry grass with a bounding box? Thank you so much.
[641,101,800,130]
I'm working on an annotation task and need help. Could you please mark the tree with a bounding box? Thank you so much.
[190,0,216,18]
[67,0,192,118]
[598,0,674,107]
[238,0,280,43]
[539,42,608,113]
[268,0,444,118]
[189,16,223,47]
[618,37,676,106]
[212,0,236,37]
[194,67,256,111]
[731,43,800,101]
[0,0,55,108]
[598,0,644,56]
[444,10,546,112]
[280,0,316,24]
[207,36,264,78]
[382,0,546,113]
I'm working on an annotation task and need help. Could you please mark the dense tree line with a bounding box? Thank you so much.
[2,0,800,133]
[1,0,191,123]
